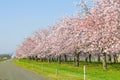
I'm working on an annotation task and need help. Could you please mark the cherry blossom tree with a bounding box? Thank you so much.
[13,0,120,70]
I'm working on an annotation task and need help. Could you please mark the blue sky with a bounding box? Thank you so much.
[0,0,93,54]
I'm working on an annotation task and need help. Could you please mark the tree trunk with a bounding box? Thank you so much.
[75,53,80,67]
[108,54,112,63]
[85,57,88,62]
[85,53,88,62]
[64,54,67,62]
[98,53,101,63]
[113,54,118,63]
[51,57,55,62]
[35,56,38,61]
[102,53,107,70]
[57,55,61,64]
[88,54,92,63]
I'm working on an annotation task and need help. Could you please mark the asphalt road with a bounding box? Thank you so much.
[0,60,48,80]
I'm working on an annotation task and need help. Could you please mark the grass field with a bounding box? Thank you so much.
[14,59,120,80]
[0,58,8,62]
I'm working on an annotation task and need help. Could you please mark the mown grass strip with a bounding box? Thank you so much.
[13,59,120,80]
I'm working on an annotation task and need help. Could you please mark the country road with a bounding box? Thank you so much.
[0,60,49,80]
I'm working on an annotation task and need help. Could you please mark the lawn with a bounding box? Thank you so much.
[14,59,120,80]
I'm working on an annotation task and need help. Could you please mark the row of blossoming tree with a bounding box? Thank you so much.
[13,0,120,70]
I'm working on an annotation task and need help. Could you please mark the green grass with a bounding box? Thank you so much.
[0,58,8,62]
[13,59,120,80]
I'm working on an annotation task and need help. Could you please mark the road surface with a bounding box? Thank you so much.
[0,60,49,80]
